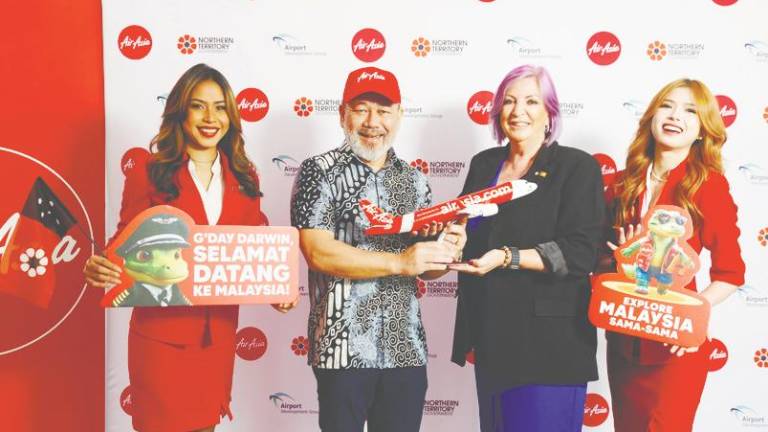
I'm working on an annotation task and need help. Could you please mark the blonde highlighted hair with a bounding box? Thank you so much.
[615,79,726,227]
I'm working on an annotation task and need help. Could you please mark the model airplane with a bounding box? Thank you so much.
[360,180,537,235]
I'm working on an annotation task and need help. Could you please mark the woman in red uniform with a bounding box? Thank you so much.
[604,78,745,431]
[84,63,276,432]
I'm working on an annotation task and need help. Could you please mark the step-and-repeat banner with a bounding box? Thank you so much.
[103,1,767,430]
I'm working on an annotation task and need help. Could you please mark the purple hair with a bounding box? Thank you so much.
[489,64,561,146]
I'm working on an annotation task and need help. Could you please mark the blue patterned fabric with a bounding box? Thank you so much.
[291,143,432,369]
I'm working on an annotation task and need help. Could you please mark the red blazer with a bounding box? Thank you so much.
[603,160,745,364]
[110,153,268,346]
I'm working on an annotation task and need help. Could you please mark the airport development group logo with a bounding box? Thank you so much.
[352,28,386,62]
[176,34,234,55]
[294,97,314,117]
[737,285,768,307]
[467,91,494,125]
[587,31,621,65]
[272,155,300,176]
[730,406,767,427]
[583,393,610,427]
[269,392,317,414]
[235,326,268,361]
[716,95,737,127]
[118,25,152,60]
[236,88,269,122]
[738,164,768,184]
[745,41,768,62]
[272,33,326,56]
[507,37,561,59]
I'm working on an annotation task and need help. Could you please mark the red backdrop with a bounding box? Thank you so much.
[0,1,104,431]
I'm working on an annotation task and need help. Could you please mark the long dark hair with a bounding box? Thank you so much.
[148,63,261,199]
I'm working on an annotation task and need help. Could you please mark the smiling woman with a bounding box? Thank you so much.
[82,63,277,432]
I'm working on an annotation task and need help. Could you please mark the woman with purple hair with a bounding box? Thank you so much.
[449,65,603,431]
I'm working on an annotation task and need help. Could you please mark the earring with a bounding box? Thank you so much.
[544,124,550,135]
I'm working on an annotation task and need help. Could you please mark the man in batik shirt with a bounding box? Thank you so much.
[291,66,465,432]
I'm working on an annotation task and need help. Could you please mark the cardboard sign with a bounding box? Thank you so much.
[589,205,710,347]
[101,206,299,307]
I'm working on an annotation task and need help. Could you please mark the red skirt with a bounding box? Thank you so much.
[127,330,236,432]
[607,343,709,432]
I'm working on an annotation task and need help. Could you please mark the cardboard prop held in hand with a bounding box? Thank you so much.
[101,206,299,308]
[589,205,709,347]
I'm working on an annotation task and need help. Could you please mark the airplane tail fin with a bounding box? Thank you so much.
[359,199,399,235]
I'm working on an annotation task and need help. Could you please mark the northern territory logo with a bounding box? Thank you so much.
[411,36,468,57]
[177,34,234,55]
[646,40,704,61]
[410,159,465,178]
[423,400,460,416]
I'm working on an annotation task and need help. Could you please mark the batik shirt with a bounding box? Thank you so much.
[291,143,432,369]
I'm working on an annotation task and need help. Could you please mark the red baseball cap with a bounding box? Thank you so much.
[342,66,401,105]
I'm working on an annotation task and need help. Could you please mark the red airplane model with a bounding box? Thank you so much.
[360,180,537,235]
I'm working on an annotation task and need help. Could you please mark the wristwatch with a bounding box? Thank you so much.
[508,247,520,270]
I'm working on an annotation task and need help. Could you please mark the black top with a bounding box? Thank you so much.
[451,142,604,391]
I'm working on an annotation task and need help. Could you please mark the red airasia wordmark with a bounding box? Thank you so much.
[236,88,270,122]
[467,91,494,125]
[707,338,729,371]
[586,32,621,66]
[583,393,610,427]
[235,327,268,361]
[117,25,152,60]
[715,95,737,128]
[592,153,617,189]
[351,28,386,63]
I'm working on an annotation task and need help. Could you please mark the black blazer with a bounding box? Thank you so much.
[451,142,604,391]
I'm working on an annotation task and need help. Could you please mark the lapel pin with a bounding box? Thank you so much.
[534,171,548,178]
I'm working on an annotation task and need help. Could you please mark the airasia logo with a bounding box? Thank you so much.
[467,91,494,125]
[587,32,621,65]
[708,338,729,371]
[117,25,152,60]
[0,148,93,356]
[715,95,737,128]
[235,327,268,361]
[583,393,610,426]
[713,0,738,5]
[351,28,386,62]
[120,386,133,416]
[236,88,270,122]
[121,148,150,175]
[592,153,618,189]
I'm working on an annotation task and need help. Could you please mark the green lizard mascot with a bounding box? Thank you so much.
[112,214,192,307]
[620,208,695,295]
